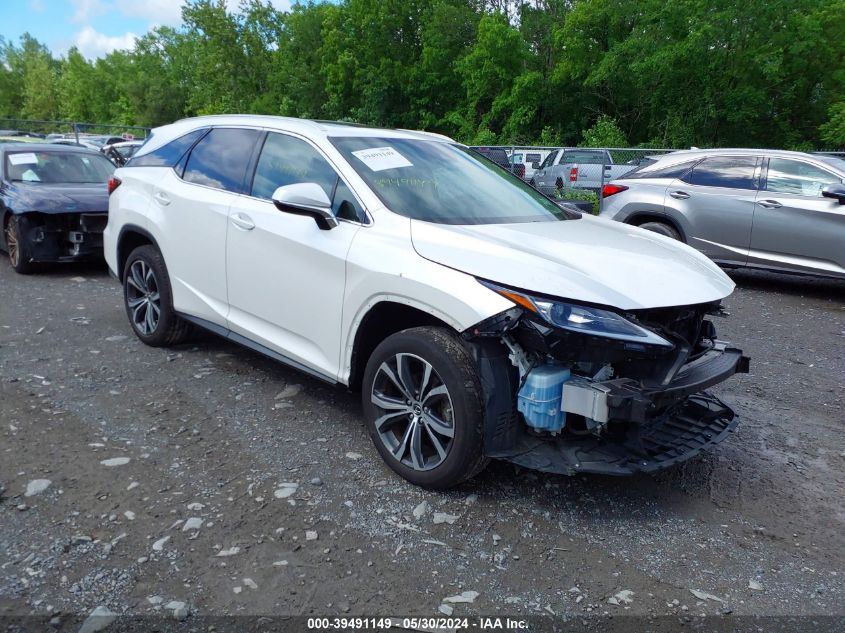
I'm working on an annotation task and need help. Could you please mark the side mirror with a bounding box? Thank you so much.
[531,162,540,169]
[272,183,338,230]
[821,183,845,205]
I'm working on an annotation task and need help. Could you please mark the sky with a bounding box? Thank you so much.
[0,0,294,60]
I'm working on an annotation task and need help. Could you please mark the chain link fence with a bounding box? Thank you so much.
[0,118,150,144]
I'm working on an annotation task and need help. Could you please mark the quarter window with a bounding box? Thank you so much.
[128,128,208,168]
[183,128,261,193]
[539,151,558,169]
[765,158,841,196]
[683,156,758,190]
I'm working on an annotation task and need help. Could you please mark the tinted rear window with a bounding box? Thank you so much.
[683,156,758,190]
[561,150,608,164]
[625,159,698,180]
[182,128,262,194]
[128,128,209,168]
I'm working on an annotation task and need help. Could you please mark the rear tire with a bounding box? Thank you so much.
[638,221,681,241]
[5,215,36,274]
[122,245,191,347]
[361,327,488,489]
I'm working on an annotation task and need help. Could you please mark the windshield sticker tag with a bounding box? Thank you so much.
[8,152,38,165]
[351,146,412,172]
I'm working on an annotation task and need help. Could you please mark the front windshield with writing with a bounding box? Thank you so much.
[331,137,569,225]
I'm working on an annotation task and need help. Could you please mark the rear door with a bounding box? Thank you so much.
[667,155,760,266]
[749,157,845,276]
[149,127,261,326]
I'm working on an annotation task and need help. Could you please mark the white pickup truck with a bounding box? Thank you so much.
[530,148,638,195]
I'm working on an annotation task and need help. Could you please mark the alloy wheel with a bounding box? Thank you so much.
[126,259,161,335]
[6,221,19,268]
[370,353,455,471]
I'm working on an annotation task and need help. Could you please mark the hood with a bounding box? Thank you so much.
[4,183,108,214]
[410,215,734,310]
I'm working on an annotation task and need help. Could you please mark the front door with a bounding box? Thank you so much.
[749,157,845,276]
[225,131,365,380]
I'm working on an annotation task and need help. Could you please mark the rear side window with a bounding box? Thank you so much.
[683,156,758,190]
[625,159,697,180]
[183,128,261,193]
[128,128,208,167]
[561,150,607,164]
[526,153,541,164]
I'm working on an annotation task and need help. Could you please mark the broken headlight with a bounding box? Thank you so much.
[479,281,673,349]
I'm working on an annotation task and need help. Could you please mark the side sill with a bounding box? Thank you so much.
[176,313,338,386]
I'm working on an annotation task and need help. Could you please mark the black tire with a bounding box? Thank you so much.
[638,221,682,241]
[361,326,488,489]
[5,215,36,274]
[122,245,191,347]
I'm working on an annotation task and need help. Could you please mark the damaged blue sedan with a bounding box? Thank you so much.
[1,143,115,273]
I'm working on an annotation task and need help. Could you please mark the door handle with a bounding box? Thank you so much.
[669,190,690,200]
[230,213,255,231]
[757,199,782,209]
[153,191,170,206]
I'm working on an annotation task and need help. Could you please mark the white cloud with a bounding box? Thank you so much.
[69,0,108,24]
[73,26,137,59]
[113,0,183,28]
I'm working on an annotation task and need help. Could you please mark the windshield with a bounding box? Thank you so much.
[5,151,114,184]
[331,137,569,224]
[816,155,845,174]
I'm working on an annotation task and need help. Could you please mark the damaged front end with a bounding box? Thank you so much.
[15,211,108,262]
[463,283,750,476]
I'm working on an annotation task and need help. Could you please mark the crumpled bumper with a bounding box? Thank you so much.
[490,344,749,476]
[497,392,737,476]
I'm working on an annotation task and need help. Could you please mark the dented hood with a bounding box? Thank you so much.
[410,215,734,310]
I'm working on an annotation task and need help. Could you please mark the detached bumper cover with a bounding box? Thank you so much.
[498,392,737,476]
[490,345,749,476]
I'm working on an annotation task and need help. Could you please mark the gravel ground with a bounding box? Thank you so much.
[0,261,843,631]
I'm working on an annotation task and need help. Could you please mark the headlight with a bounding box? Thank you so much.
[480,281,673,348]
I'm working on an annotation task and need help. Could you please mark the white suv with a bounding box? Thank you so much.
[104,115,748,488]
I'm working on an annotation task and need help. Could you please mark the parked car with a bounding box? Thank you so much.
[510,149,550,182]
[599,149,845,280]
[102,140,144,166]
[531,148,638,195]
[1,143,115,273]
[105,115,748,489]
[472,146,525,175]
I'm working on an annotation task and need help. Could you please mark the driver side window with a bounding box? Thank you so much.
[251,132,364,222]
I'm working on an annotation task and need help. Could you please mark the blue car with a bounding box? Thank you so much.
[0,143,115,273]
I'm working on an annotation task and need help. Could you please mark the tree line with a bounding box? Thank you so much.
[1,0,844,149]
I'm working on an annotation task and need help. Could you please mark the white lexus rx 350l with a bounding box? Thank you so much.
[104,115,749,488]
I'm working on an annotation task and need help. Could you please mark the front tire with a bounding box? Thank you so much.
[122,245,191,347]
[362,327,488,489]
[5,215,36,274]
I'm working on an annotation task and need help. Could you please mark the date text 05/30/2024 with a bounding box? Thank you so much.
[306,617,530,630]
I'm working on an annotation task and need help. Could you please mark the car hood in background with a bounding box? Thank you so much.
[3,183,109,214]
[410,215,735,310]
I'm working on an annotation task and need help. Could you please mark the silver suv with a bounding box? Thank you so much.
[599,149,845,279]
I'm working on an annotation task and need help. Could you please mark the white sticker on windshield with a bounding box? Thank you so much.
[351,146,413,172]
[8,152,38,165]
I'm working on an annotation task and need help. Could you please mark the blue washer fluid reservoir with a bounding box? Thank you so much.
[517,365,570,432]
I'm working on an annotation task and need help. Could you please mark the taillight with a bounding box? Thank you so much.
[601,184,628,198]
[569,167,578,182]
[108,177,122,195]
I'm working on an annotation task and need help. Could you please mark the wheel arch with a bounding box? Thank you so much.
[116,224,161,282]
[625,212,688,242]
[346,300,457,392]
